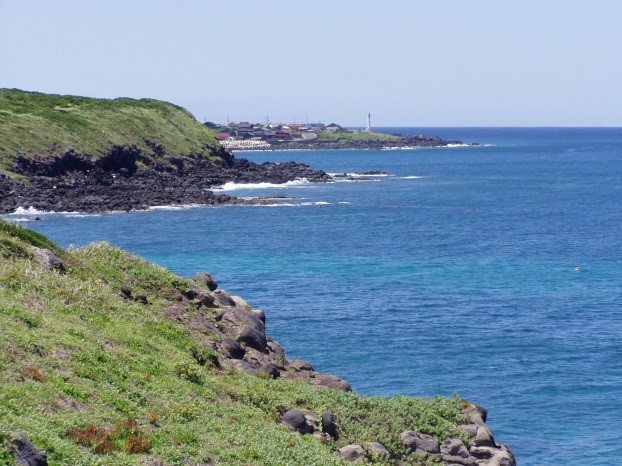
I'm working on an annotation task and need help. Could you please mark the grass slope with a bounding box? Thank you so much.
[0,89,219,170]
[0,221,468,465]
[315,131,400,143]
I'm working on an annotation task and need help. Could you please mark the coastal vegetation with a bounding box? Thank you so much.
[314,130,400,143]
[0,220,476,465]
[0,89,221,173]
[0,90,332,214]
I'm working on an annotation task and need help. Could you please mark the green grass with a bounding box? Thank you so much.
[0,89,221,172]
[0,221,468,465]
[315,130,400,143]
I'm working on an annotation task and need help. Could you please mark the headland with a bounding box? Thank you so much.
[0,90,329,214]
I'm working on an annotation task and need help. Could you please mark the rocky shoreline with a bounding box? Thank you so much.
[3,245,516,466]
[188,273,516,466]
[244,134,479,151]
[0,145,330,214]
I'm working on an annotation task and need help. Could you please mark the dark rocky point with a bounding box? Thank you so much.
[0,146,331,214]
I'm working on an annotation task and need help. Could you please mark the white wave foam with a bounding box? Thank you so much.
[403,175,424,179]
[332,178,381,183]
[300,201,331,206]
[10,218,35,222]
[65,213,102,218]
[213,178,311,191]
[446,143,471,147]
[11,206,48,215]
[328,172,389,178]
[147,204,201,211]
[9,206,87,216]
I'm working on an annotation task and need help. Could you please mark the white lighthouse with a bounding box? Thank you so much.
[364,113,371,132]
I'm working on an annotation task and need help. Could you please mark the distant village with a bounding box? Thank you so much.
[203,120,348,150]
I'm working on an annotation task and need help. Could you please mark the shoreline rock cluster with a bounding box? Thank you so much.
[0,145,330,214]
[278,403,515,465]
[252,135,477,151]
[154,270,352,392]
[172,271,514,465]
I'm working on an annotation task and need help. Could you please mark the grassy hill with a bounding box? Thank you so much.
[0,89,221,172]
[0,221,470,465]
[315,131,400,143]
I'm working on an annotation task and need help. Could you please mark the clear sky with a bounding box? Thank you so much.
[1,0,621,126]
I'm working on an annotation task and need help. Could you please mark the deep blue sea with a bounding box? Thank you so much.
[7,128,622,465]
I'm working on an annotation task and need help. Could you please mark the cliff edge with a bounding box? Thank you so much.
[0,221,515,465]
[0,89,329,214]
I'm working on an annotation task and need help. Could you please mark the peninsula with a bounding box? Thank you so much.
[0,90,474,214]
[0,90,329,214]
[213,121,472,151]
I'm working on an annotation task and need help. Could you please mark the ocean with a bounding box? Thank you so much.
[8,128,622,465]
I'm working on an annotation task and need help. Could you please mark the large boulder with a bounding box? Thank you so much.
[218,339,245,359]
[366,441,389,456]
[286,359,314,372]
[181,283,215,308]
[231,295,250,309]
[9,437,48,466]
[280,370,351,391]
[213,289,237,307]
[30,247,65,273]
[474,425,496,447]
[192,272,217,291]
[400,430,440,454]
[337,444,366,463]
[461,402,487,426]
[281,410,310,434]
[441,438,470,458]
[220,307,265,334]
[235,325,267,352]
[470,445,516,466]
[321,411,338,438]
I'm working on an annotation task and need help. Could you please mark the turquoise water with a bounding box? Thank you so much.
[10,128,622,465]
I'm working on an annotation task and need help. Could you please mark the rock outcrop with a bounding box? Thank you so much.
[162,271,352,391]
[7,437,48,466]
[0,146,331,214]
[175,271,513,465]
[30,247,65,273]
[260,135,475,151]
[398,402,516,466]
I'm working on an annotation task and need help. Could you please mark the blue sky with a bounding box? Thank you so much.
[1,0,621,126]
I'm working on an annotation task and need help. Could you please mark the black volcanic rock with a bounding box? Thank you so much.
[0,147,330,214]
